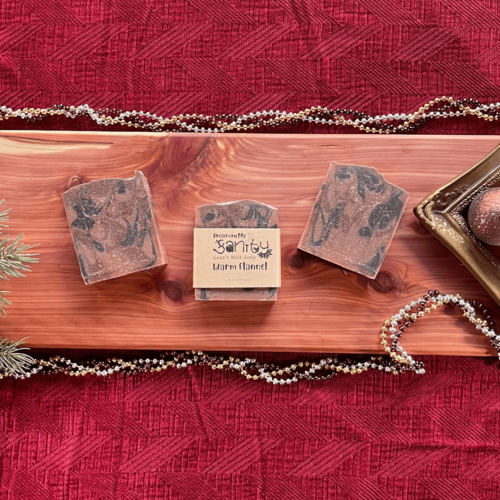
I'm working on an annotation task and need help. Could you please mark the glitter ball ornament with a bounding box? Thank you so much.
[468,188,500,245]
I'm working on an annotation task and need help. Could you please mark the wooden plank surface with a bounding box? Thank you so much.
[1,131,499,355]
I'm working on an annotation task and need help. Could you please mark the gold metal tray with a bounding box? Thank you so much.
[415,143,500,306]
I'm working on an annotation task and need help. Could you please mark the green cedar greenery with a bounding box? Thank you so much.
[0,199,38,315]
[0,337,34,376]
[0,199,37,375]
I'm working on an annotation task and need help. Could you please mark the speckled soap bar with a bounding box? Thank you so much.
[195,200,279,301]
[62,171,167,284]
[298,162,408,279]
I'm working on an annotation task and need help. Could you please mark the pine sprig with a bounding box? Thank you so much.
[0,199,10,229]
[0,234,38,280]
[0,199,38,316]
[0,291,11,317]
[0,337,33,375]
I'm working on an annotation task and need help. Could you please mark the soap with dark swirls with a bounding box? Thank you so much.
[298,162,408,279]
[62,171,167,284]
[195,200,279,301]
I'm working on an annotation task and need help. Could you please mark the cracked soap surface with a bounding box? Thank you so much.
[195,200,279,301]
[62,171,167,284]
[298,162,408,279]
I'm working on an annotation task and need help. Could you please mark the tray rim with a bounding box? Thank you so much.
[414,141,500,306]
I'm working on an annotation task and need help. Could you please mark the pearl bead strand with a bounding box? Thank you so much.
[1,97,500,134]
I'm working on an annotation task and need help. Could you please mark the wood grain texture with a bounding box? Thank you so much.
[1,132,499,355]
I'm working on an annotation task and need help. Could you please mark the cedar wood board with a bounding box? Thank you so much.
[1,131,498,355]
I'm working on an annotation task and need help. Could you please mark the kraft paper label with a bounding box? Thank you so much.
[193,228,281,288]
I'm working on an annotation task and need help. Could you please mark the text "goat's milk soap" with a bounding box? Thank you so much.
[194,200,280,301]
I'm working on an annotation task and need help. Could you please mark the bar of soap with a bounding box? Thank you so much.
[298,162,408,279]
[195,200,279,301]
[62,171,167,284]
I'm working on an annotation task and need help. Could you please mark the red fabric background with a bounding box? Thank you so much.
[1,1,500,498]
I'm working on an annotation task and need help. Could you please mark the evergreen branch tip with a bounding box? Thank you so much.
[0,337,33,376]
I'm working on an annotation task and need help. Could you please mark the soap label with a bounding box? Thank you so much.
[193,228,281,288]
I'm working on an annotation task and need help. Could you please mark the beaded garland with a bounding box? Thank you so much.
[0,97,499,134]
[1,291,498,383]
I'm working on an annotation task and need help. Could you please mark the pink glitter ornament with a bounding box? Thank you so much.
[468,187,500,246]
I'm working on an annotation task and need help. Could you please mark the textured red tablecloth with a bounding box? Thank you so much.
[1,1,500,499]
